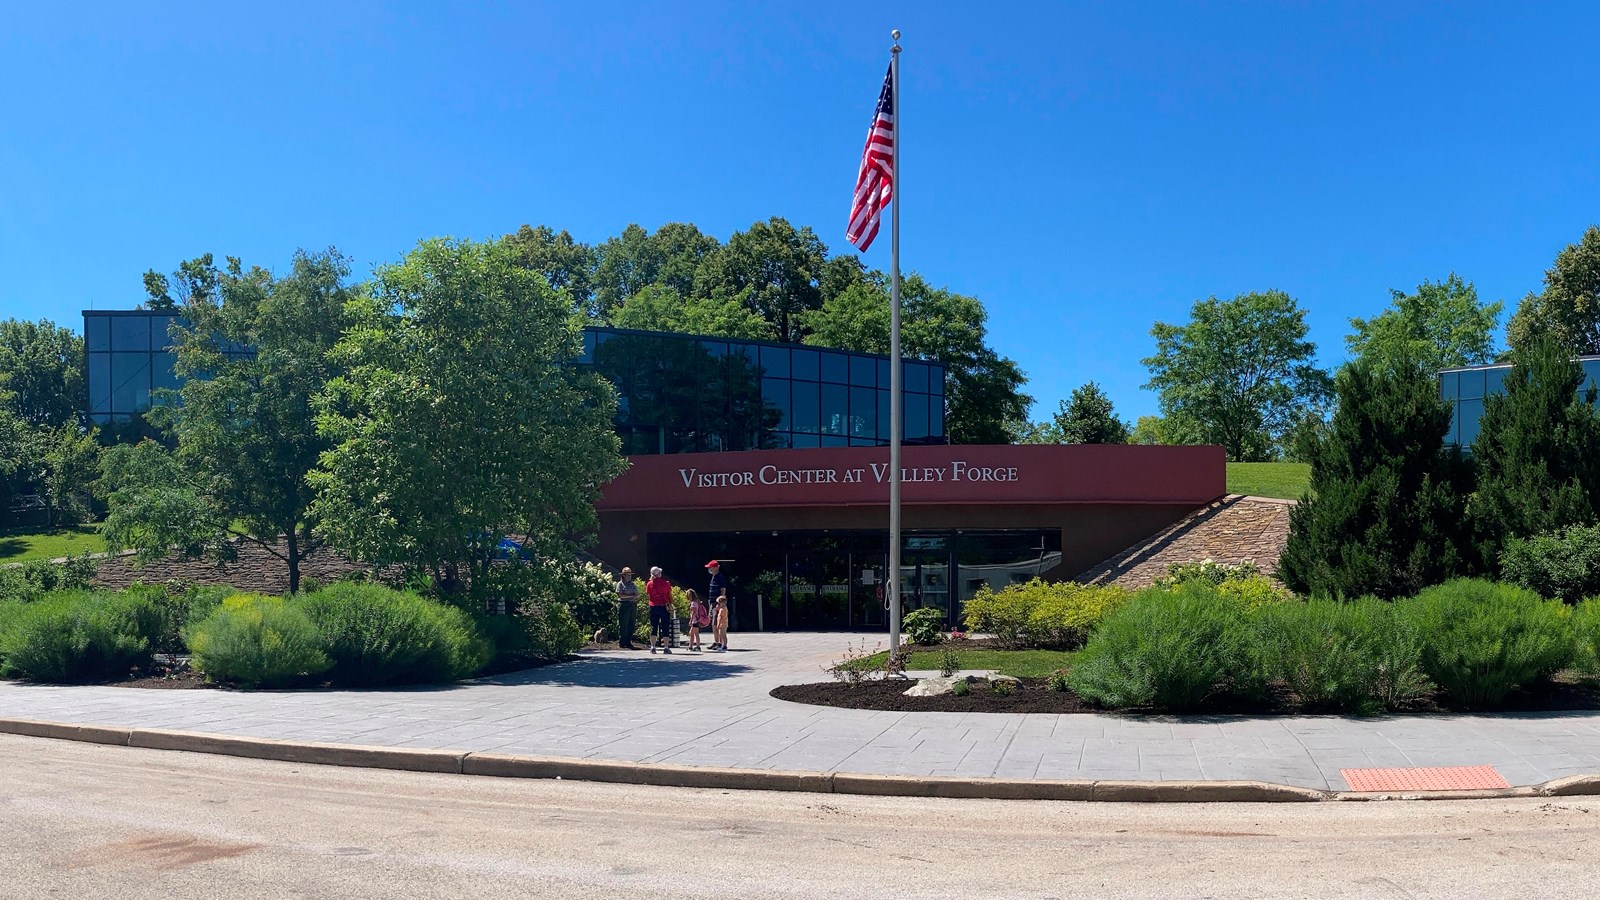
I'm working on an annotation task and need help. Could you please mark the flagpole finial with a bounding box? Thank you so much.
[891,29,901,51]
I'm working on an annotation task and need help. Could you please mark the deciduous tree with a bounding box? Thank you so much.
[1347,274,1502,372]
[1507,225,1600,355]
[1143,291,1332,461]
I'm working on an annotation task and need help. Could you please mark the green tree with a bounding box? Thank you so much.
[1143,291,1332,461]
[802,274,1032,444]
[1507,225,1600,355]
[1279,359,1471,598]
[310,237,625,597]
[1469,335,1600,565]
[1053,382,1129,444]
[1129,414,1178,445]
[98,439,215,560]
[592,222,721,319]
[0,319,84,428]
[611,285,776,340]
[1347,274,1502,371]
[505,224,596,316]
[694,217,828,343]
[141,253,220,311]
[100,249,357,592]
[19,424,99,528]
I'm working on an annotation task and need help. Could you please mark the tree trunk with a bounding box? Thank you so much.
[286,528,302,594]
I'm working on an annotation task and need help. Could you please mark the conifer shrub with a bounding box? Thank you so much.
[1280,359,1472,599]
[186,594,330,689]
[0,589,160,682]
[297,583,491,685]
[1573,598,1600,678]
[1499,524,1600,603]
[1395,579,1575,707]
[1066,582,1253,710]
[1249,598,1431,713]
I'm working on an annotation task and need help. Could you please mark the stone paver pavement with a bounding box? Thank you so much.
[3,633,1598,791]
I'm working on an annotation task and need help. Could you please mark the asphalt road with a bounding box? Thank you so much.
[2,734,1597,899]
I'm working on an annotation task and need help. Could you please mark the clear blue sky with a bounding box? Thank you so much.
[3,1,1597,421]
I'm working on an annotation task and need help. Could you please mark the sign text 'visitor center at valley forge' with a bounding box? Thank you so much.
[85,310,1225,632]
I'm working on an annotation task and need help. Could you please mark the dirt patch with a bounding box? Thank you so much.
[772,676,1600,716]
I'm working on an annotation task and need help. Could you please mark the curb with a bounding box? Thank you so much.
[1,717,1594,803]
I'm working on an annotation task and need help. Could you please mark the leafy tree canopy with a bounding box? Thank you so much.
[1346,274,1502,372]
[102,249,357,591]
[309,237,625,596]
[0,319,84,428]
[1507,225,1600,355]
[694,217,829,343]
[611,285,776,341]
[1143,290,1332,461]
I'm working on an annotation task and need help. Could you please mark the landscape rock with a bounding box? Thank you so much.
[903,676,968,697]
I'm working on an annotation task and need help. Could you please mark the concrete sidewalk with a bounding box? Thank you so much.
[1,633,1597,791]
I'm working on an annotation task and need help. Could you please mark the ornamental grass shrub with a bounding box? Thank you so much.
[186,594,330,689]
[1066,581,1253,710]
[1396,579,1575,707]
[962,580,1129,649]
[1249,598,1431,713]
[298,583,492,686]
[1572,598,1600,678]
[0,589,159,682]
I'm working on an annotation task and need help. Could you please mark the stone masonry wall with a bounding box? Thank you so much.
[92,538,371,594]
[1075,494,1294,589]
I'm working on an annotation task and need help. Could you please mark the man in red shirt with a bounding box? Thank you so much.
[645,566,674,654]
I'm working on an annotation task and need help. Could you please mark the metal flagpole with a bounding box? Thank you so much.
[887,29,903,657]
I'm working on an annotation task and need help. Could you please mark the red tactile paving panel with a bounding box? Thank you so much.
[1340,765,1511,792]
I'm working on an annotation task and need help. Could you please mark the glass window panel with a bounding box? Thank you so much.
[929,394,946,438]
[789,432,820,448]
[905,391,930,440]
[821,384,849,435]
[699,340,728,360]
[760,345,790,378]
[90,413,111,425]
[904,361,929,394]
[87,353,111,413]
[85,316,110,351]
[1457,398,1485,448]
[1583,359,1600,394]
[1483,367,1508,397]
[849,437,877,447]
[579,329,596,363]
[850,386,877,438]
[1458,369,1485,400]
[110,315,151,352]
[1439,371,1459,400]
[1447,405,1461,447]
[110,352,151,414]
[791,380,820,433]
[849,355,876,387]
[878,390,890,442]
[931,366,945,396]
[820,351,848,384]
[151,353,181,402]
[821,435,849,447]
[152,315,182,351]
[761,377,791,431]
[791,348,820,382]
[877,357,890,388]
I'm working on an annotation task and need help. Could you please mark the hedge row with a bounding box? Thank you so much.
[1067,578,1600,713]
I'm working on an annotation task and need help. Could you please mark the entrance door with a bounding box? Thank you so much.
[785,537,852,630]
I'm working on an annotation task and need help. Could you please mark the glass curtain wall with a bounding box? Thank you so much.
[580,326,946,455]
[1440,357,1600,448]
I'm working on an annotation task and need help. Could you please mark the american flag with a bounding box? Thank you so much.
[846,63,895,252]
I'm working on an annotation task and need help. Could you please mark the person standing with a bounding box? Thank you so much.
[705,560,729,651]
[685,589,708,651]
[614,567,639,650]
[646,566,673,654]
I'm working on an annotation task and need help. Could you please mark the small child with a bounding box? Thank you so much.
[686,589,709,651]
[711,594,730,652]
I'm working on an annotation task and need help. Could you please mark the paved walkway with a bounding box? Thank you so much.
[3,633,1598,791]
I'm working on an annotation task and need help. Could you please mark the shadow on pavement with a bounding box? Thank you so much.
[473,655,754,689]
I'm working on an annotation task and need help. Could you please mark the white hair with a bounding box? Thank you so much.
[650,566,663,577]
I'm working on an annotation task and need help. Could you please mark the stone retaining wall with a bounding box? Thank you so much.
[92,539,371,594]
[1075,494,1294,589]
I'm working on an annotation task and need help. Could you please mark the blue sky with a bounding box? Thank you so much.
[3,1,1597,421]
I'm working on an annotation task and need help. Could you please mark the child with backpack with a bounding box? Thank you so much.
[686,589,710,651]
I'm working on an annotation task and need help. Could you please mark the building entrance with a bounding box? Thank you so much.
[647,529,1062,632]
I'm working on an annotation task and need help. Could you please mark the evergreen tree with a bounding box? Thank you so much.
[1469,335,1600,565]
[1279,359,1471,598]
[1037,382,1129,444]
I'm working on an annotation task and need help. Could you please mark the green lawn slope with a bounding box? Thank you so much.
[1225,462,1310,501]
[0,524,107,564]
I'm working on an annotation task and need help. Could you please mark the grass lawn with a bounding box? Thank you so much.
[850,647,1076,678]
[0,524,107,564]
[1226,462,1310,500]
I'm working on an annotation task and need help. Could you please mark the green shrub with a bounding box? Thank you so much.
[522,601,585,660]
[1571,597,1600,678]
[1249,598,1431,713]
[939,644,960,677]
[990,678,1016,696]
[962,580,1128,649]
[1216,575,1295,609]
[0,554,99,603]
[903,607,945,645]
[1046,668,1071,692]
[1397,579,1575,707]
[951,678,970,697]
[1066,582,1252,710]
[298,583,491,686]
[0,590,158,682]
[186,594,331,689]
[1154,559,1262,588]
[1500,524,1600,603]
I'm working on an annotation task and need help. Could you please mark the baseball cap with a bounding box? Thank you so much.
[705,560,720,568]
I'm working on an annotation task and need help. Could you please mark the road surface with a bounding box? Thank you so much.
[1,733,1595,898]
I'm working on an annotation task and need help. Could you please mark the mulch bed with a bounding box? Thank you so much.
[771,676,1600,716]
